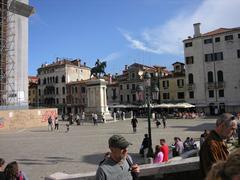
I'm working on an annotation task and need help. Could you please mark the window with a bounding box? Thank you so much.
[75,87,78,93]
[219,90,224,98]
[225,35,233,41]
[188,74,194,84]
[189,91,194,99]
[120,85,123,90]
[72,87,74,94]
[112,88,117,100]
[215,37,220,42]
[63,98,65,104]
[177,79,184,87]
[177,92,185,99]
[127,95,130,102]
[163,93,169,99]
[214,52,223,61]
[127,84,129,89]
[205,53,213,62]
[185,56,194,64]
[56,88,58,95]
[132,94,136,101]
[238,34,240,38]
[62,87,65,94]
[204,38,213,44]
[120,95,123,102]
[38,89,41,96]
[208,71,214,83]
[163,81,169,88]
[43,78,46,84]
[132,84,135,90]
[237,49,240,58]
[62,75,65,83]
[209,90,214,98]
[131,73,135,79]
[185,42,192,47]
[55,76,58,83]
[81,87,85,93]
[217,71,224,82]
[56,98,59,104]
[38,79,41,85]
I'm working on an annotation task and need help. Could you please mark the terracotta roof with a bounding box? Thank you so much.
[202,27,240,36]
[183,27,240,41]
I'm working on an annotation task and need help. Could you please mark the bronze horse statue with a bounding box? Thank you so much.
[90,59,107,79]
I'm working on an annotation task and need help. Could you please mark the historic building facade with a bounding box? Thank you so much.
[37,58,90,114]
[184,23,240,114]
[160,62,186,103]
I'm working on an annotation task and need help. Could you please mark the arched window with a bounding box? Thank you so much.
[188,73,194,84]
[43,78,46,84]
[217,71,224,82]
[62,75,65,83]
[55,76,58,83]
[208,71,214,83]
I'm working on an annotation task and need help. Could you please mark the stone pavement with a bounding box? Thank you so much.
[0,117,216,179]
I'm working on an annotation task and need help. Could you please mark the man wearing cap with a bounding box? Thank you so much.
[199,113,238,178]
[96,135,140,180]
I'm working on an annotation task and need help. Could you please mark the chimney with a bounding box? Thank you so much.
[193,23,201,37]
[84,62,86,66]
[108,73,112,84]
[125,65,128,70]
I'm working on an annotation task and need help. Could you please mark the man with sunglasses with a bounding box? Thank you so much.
[96,135,140,180]
[200,113,238,178]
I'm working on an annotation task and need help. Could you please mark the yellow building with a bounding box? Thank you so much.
[160,62,186,103]
[28,76,38,107]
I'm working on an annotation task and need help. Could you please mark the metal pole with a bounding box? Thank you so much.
[147,90,153,158]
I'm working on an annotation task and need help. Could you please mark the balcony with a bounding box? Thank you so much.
[207,82,216,90]
[187,83,195,91]
[216,81,225,89]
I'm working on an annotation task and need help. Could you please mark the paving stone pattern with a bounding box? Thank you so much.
[0,117,216,179]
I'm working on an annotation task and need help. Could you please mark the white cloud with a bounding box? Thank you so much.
[102,52,121,62]
[121,0,240,55]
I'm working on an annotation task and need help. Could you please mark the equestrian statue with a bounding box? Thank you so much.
[90,59,107,79]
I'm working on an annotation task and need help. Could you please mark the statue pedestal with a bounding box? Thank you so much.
[85,79,113,122]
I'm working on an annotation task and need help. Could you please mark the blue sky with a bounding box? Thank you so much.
[29,0,240,76]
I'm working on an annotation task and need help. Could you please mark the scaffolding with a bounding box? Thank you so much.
[0,0,34,108]
[0,0,16,106]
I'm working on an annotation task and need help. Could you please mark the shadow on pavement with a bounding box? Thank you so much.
[16,156,81,166]
[170,123,215,132]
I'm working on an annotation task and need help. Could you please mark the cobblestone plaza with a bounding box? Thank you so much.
[0,117,216,179]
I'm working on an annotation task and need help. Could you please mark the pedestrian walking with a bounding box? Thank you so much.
[66,123,70,133]
[48,116,53,131]
[131,116,138,133]
[199,113,238,178]
[96,135,140,180]
[54,117,59,130]
[76,113,80,125]
[93,113,98,125]
[162,114,167,128]
[81,112,85,125]
[156,119,161,128]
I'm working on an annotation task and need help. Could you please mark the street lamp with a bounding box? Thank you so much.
[137,72,159,158]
